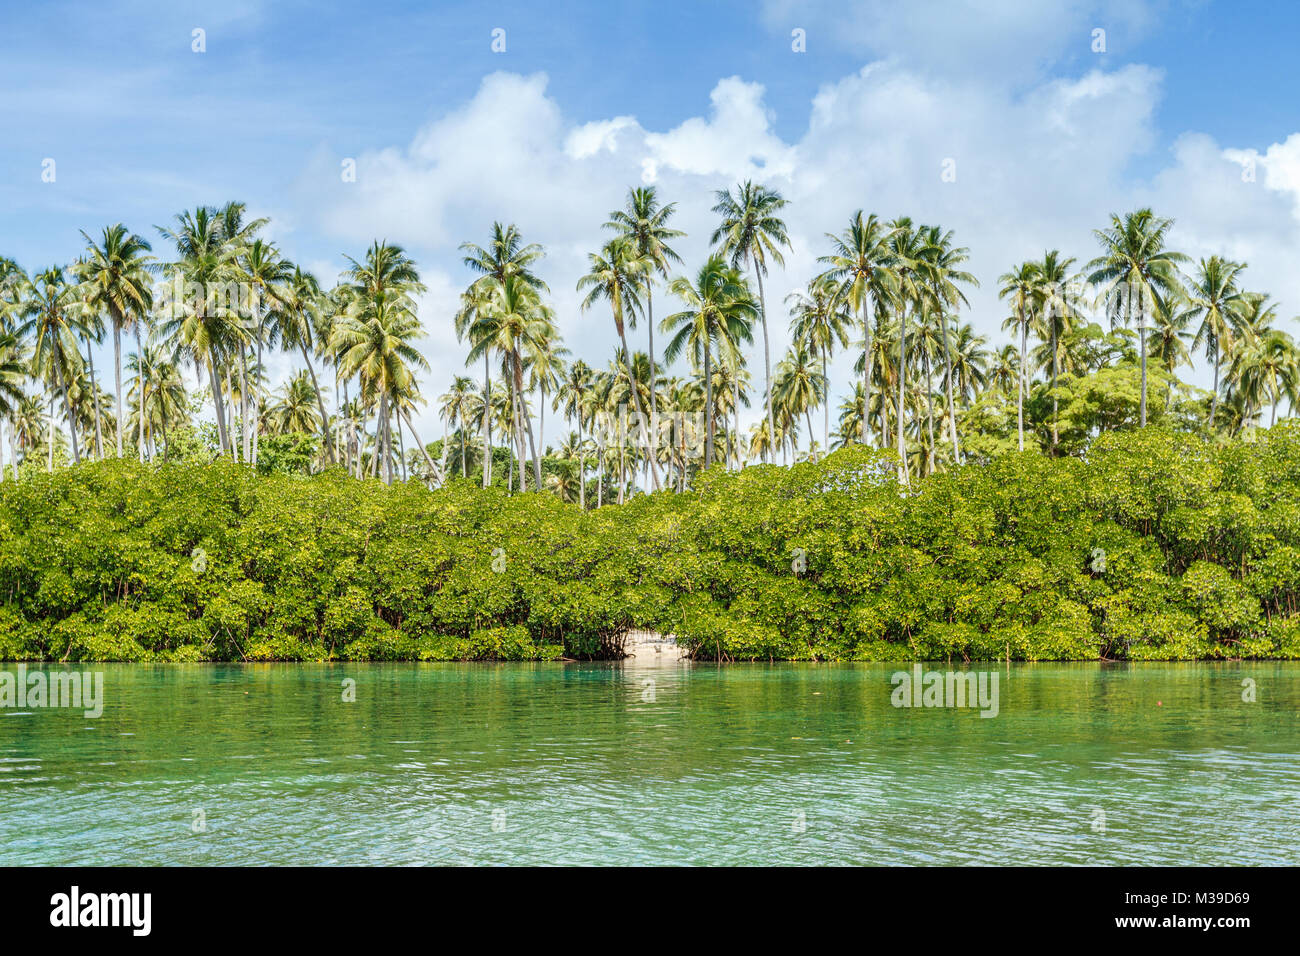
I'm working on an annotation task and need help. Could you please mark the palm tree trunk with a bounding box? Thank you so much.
[1017,309,1026,452]
[299,344,333,466]
[597,424,605,507]
[732,377,742,470]
[647,283,658,479]
[939,308,960,462]
[481,356,492,488]
[206,353,230,457]
[394,408,406,481]
[1210,345,1221,430]
[577,416,585,511]
[1050,321,1059,453]
[402,409,438,483]
[84,334,103,460]
[56,358,81,464]
[861,300,873,446]
[616,324,660,490]
[822,345,830,456]
[924,348,936,475]
[253,324,263,467]
[378,392,392,485]
[1138,286,1148,427]
[704,346,714,467]
[47,396,54,472]
[752,255,774,464]
[896,307,907,482]
[238,347,250,464]
[113,321,124,457]
[134,324,145,462]
[517,361,542,491]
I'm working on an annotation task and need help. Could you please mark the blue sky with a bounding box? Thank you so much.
[3,0,1300,438]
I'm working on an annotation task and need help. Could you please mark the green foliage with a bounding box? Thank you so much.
[3,424,1300,661]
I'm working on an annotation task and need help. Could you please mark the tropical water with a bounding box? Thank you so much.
[0,659,1296,865]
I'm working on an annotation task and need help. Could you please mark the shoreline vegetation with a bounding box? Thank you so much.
[3,189,1300,661]
[3,426,1300,662]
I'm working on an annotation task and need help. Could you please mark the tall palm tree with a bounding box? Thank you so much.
[156,206,244,457]
[555,359,594,508]
[19,266,86,464]
[438,375,479,479]
[711,181,791,463]
[237,238,292,465]
[78,224,154,459]
[1184,256,1251,429]
[577,237,661,490]
[460,223,547,488]
[918,225,978,462]
[606,186,684,463]
[127,344,188,459]
[885,217,930,481]
[817,212,898,446]
[661,255,757,468]
[1086,208,1188,427]
[335,241,427,485]
[1033,250,1084,452]
[271,265,333,463]
[773,342,826,460]
[0,330,27,481]
[998,261,1040,451]
[788,275,851,457]
[468,276,552,491]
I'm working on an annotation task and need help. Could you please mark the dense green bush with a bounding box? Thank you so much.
[3,425,1300,661]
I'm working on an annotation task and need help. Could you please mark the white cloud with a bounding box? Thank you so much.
[293,53,1300,444]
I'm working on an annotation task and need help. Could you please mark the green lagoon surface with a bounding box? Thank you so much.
[1,660,1296,865]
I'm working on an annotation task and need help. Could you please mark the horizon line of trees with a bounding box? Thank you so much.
[2,190,1297,505]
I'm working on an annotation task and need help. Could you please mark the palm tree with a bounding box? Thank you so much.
[127,344,188,459]
[271,265,334,463]
[438,375,479,479]
[661,255,757,468]
[237,238,292,465]
[1232,325,1298,427]
[555,359,594,508]
[266,370,324,435]
[1184,256,1251,429]
[788,276,851,457]
[78,225,154,459]
[711,181,791,463]
[69,259,107,459]
[773,342,825,460]
[0,330,27,481]
[18,266,86,464]
[885,217,930,481]
[468,275,552,491]
[998,261,1039,451]
[335,241,427,485]
[818,212,898,446]
[577,237,661,490]
[460,223,547,488]
[1086,209,1189,426]
[607,186,684,463]
[918,225,978,462]
[156,206,244,457]
[1033,250,1084,452]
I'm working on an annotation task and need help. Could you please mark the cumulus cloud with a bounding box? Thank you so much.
[295,53,1300,443]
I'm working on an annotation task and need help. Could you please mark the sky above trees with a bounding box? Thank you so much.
[4,0,1300,441]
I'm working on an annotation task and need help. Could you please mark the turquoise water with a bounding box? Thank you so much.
[1,660,1296,865]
